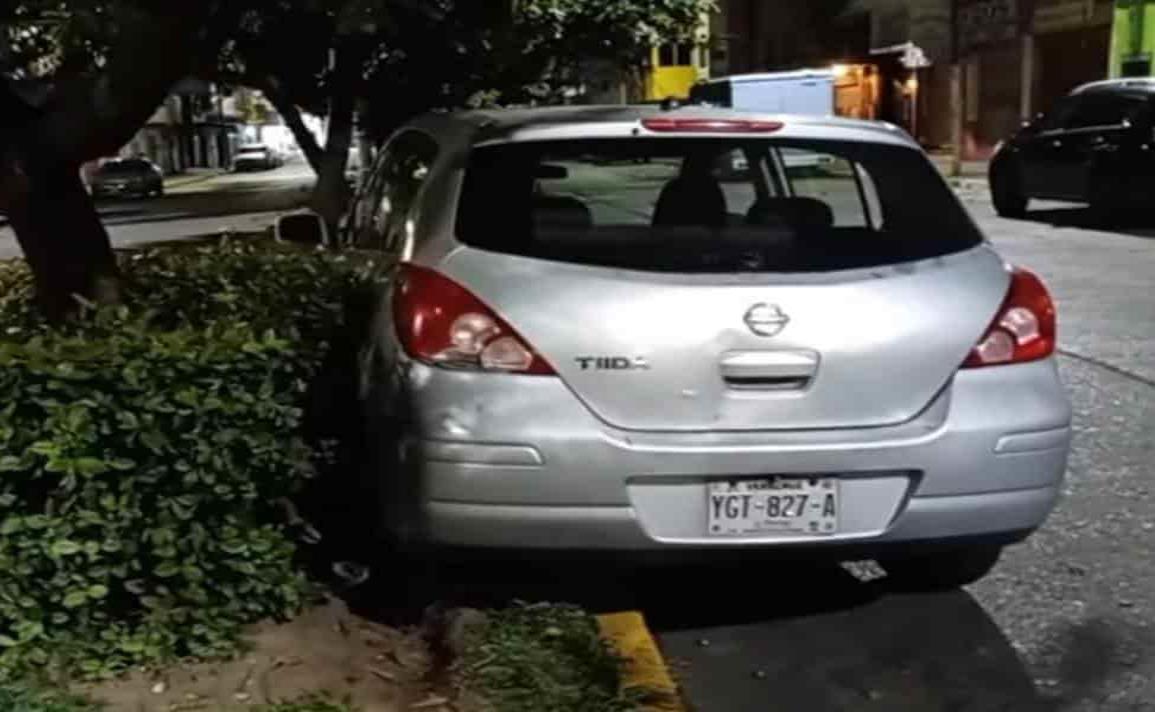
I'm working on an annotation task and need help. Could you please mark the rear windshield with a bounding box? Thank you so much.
[455,138,982,273]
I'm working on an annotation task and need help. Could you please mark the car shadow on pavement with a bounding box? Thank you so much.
[1019,206,1155,238]
[320,550,1134,712]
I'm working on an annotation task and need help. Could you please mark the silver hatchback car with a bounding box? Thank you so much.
[331,106,1071,590]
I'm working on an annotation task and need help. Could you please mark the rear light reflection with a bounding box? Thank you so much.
[963,267,1056,368]
[393,264,556,375]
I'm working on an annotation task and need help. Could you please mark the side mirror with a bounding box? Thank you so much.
[276,211,328,246]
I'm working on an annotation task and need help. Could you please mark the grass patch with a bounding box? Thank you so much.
[463,603,640,712]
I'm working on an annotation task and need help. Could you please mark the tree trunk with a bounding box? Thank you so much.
[312,95,354,235]
[1,151,120,321]
[310,48,360,238]
[261,79,325,173]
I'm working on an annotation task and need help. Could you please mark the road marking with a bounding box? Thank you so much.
[1058,349,1155,389]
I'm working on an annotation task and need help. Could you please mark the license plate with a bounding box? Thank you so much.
[707,477,839,536]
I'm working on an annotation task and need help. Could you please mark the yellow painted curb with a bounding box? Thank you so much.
[597,611,685,712]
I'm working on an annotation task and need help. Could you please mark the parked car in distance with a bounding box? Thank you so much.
[233,144,283,172]
[90,158,164,199]
[990,78,1155,219]
[285,105,1072,592]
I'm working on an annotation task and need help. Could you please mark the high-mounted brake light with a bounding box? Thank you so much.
[393,264,556,375]
[962,267,1056,368]
[641,117,785,133]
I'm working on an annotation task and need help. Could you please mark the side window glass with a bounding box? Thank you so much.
[1038,98,1079,132]
[711,148,759,221]
[783,150,868,228]
[350,151,390,246]
[355,132,437,251]
[1122,98,1151,127]
[381,136,436,253]
[1065,95,1140,130]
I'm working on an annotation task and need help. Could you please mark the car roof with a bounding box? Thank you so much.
[408,105,917,150]
[1071,78,1155,96]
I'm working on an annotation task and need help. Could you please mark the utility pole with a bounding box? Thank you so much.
[950,0,963,177]
[950,63,963,177]
[1020,33,1034,121]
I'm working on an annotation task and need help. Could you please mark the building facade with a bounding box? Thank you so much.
[956,0,1113,158]
[642,12,713,100]
[119,80,242,175]
[867,0,955,147]
[1110,0,1155,77]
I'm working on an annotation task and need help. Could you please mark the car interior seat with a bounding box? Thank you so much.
[746,196,835,233]
[533,195,594,232]
[652,173,728,229]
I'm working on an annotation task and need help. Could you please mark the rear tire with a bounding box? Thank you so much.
[991,164,1027,218]
[879,545,1003,592]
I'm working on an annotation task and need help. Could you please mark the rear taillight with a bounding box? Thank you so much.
[392,264,556,375]
[962,267,1056,368]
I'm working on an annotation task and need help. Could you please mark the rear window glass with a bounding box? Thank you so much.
[455,138,981,273]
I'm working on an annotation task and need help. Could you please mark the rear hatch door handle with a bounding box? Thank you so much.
[720,350,819,391]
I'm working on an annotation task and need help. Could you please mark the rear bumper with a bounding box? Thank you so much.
[422,486,1058,551]
[375,358,1071,552]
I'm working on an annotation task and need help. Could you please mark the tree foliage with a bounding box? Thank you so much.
[1,0,710,319]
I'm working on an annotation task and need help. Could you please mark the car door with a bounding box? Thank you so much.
[1020,97,1080,199]
[1040,94,1142,201]
[1080,95,1154,199]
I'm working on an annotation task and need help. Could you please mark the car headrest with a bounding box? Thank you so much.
[653,174,727,229]
[746,197,835,232]
[534,195,593,232]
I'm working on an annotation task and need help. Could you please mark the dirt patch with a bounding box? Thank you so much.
[80,599,454,712]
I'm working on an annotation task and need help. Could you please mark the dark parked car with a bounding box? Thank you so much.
[91,158,164,199]
[990,78,1155,219]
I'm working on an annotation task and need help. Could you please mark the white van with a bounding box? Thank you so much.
[691,69,836,115]
[691,70,838,173]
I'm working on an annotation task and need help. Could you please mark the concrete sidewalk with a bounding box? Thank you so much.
[928,153,989,190]
[164,168,227,190]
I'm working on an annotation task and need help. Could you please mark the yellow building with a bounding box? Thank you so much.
[644,17,711,101]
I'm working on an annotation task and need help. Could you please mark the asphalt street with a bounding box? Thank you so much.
[0,159,314,259]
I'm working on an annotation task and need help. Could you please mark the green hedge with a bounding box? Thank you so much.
[0,240,384,681]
